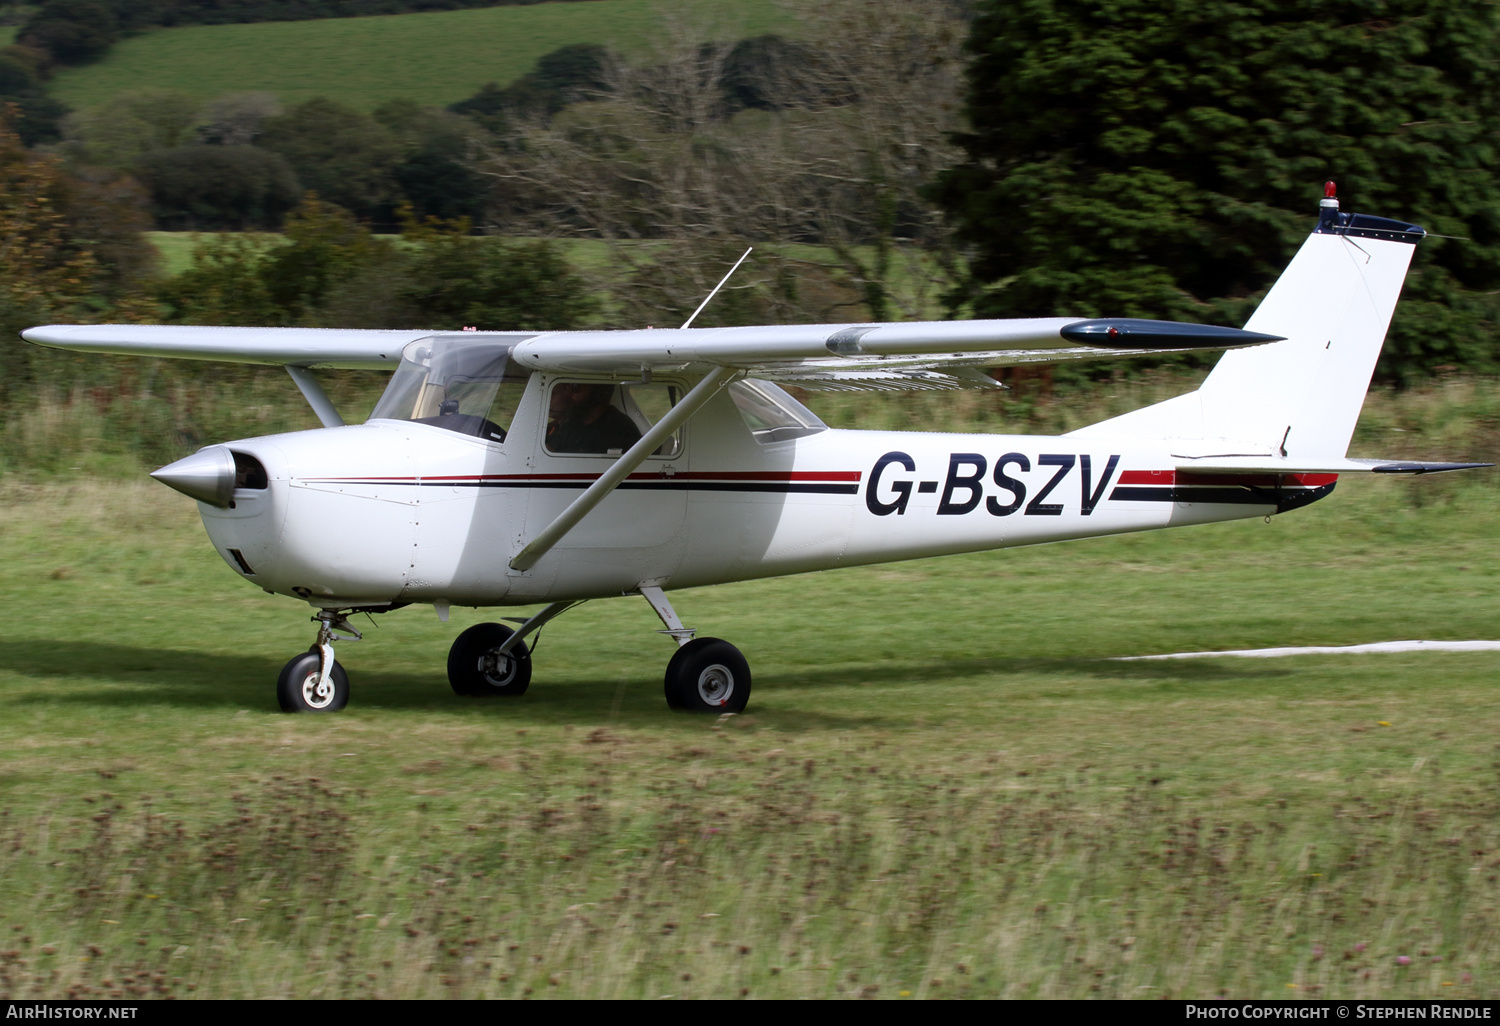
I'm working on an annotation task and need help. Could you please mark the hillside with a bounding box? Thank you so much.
[49,0,792,111]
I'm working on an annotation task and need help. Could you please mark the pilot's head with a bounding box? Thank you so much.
[550,382,614,422]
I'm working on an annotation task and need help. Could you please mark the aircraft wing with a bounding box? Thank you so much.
[19,324,470,369]
[23,317,1277,386]
[511,318,1280,388]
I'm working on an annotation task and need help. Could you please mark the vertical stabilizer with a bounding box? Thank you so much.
[1071,185,1425,459]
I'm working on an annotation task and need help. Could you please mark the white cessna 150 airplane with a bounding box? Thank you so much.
[23,186,1488,714]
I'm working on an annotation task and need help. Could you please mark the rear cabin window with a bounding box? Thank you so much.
[728,379,827,443]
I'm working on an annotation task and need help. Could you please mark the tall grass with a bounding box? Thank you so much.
[2,749,1496,999]
[0,366,388,478]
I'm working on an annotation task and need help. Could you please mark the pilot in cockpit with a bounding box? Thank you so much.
[546,382,643,455]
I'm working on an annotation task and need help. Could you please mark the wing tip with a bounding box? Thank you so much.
[1368,461,1494,475]
[1061,318,1284,350]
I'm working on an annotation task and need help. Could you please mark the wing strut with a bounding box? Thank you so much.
[508,366,737,572]
[285,366,345,428]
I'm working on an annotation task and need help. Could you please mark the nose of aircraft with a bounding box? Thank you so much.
[151,445,236,507]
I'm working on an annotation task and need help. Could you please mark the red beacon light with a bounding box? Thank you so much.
[1318,180,1342,230]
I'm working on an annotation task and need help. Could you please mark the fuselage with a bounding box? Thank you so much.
[194,375,1335,610]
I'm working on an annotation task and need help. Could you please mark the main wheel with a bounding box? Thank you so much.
[664,638,751,713]
[277,652,350,713]
[448,622,531,697]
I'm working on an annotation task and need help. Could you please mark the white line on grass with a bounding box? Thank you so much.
[1114,640,1500,661]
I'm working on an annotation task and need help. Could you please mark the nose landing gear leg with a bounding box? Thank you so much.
[276,610,360,712]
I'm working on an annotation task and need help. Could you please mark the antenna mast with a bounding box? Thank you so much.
[679,248,754,329]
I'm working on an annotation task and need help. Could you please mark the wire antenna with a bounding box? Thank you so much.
[680,247,753,329]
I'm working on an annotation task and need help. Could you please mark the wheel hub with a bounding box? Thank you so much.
[479,650,515,686]
[696,664,734,706]
[301,671,336,709]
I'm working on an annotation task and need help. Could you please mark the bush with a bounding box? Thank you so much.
[257,98,402,224]
[156,196,594,331]
[136,144,300,229]
[18,0,118,65]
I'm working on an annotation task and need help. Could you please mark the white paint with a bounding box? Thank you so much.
[1115,640,1500,661]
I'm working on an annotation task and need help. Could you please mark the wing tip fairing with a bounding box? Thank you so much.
[1059,319,1285,350]
[1363,460,1494,475]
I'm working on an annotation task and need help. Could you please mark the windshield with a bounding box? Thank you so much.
[369,335,533,443]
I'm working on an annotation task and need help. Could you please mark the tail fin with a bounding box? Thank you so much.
[1071,185,1425,461]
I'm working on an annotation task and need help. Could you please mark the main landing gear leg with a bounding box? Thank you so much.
[276,610,360,712]
[639,583,751,714]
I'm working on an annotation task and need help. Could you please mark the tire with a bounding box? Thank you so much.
[277,652,350,713]
[664,638,750,713]
[448,622,531,697]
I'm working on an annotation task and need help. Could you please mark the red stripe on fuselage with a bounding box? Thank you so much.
[1117,470,1176,485]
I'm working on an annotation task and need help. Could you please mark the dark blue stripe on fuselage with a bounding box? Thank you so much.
[1110,484,1335,508]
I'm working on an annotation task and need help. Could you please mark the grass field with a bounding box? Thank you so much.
[50,0,792,112]
[0,380,1498,998]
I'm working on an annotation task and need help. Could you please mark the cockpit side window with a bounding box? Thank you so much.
[543,381,685,457]
[545,381,643,456]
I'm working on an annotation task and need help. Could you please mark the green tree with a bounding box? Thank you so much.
[399,216,594,331]
[61,88,200,168]
[136,143,300,229]
[0,115,100,399]
[374,99,492,223]
[257,98,402,223]
[0,45,68,144]
[935,0,1500,382]
[155,232,283,326]
[19,0,118,64]
[257,195,396,319]
[158,198,594,332]
[156,196,389,325]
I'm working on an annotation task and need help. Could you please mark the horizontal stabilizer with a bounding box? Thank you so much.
[1173,455,1492,475]
[1355,459,1494,475]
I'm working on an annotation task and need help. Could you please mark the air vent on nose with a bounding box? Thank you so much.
[227,549,256,575]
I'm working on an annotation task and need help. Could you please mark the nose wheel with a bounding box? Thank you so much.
[277,652,349,711]
[276,610,359,713]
